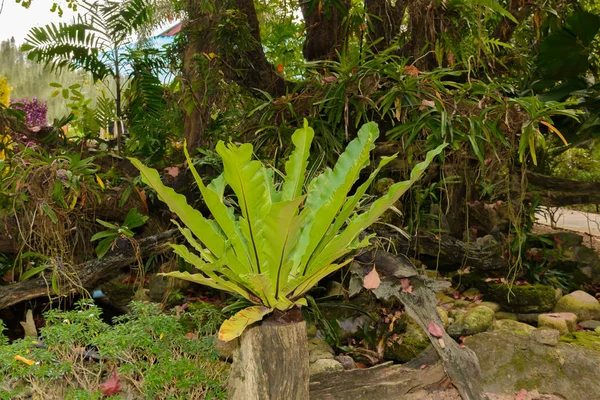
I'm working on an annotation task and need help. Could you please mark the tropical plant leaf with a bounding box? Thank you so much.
[281,119,314,201]
[129,157,227,257]
[218,306,272,342]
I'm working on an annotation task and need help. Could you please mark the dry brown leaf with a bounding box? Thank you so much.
[363,267,380,289]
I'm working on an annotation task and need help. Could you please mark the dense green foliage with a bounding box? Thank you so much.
[0,300,228,399]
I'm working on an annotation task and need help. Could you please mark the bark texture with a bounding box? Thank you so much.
[310,361,447,399]
[0,229,178,310]
[365,0,408,52]
[301,0,350,61]
[228,317,309,400]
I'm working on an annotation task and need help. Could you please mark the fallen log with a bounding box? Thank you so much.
[516,171,600,207]
[310,361,447,399]
[376,227,508,271]
[0,229,178,310]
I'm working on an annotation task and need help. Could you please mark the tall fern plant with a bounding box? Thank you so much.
[131,121,445,341]
[21,0,154,151]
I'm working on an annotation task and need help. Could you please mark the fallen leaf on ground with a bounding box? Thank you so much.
[99,368,122,396]
[363,267,380,289]
[428,321,444,338]
[165,166,180,177]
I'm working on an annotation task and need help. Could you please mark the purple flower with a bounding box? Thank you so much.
[11,98,48,127]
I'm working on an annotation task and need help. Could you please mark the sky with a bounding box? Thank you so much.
[0,0,78,45]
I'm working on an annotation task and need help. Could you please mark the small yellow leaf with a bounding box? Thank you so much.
[69,195,78,209]
[218,306,271,342]
[95,174,105,189]
[14,355,35,365]
[159,333,164,340]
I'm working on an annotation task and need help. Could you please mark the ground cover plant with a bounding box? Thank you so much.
[0,300,228,399]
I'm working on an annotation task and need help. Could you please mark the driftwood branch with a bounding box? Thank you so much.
[354,250,487,400]
[0,229,178,310]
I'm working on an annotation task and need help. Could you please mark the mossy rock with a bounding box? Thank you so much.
[492,319,535,336]
[482,284,557,313]
[447,306,494,338]
[465,330,600,399]
[384,318,429,362]
[554,290,600,322]
[560,331,600,351]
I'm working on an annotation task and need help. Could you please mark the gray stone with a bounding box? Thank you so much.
[580,320,600,330]
[309,358,344,376]
[554,290,600,321]
[447,306,494,338]
[334,355,355,370]
[465,330,600,400]
[516,313,541,324]
[531,328,560,346]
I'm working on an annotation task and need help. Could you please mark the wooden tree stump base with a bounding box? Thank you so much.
[228,309,309,400]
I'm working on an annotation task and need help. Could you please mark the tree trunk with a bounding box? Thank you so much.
[365,0,408,52]
[228,308,309,400]
[181,0,287,151]
[301,0,350,61]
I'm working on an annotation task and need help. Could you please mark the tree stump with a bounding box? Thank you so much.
[228,309,309,400]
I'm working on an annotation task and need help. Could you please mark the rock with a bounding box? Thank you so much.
[554,290,600,321]
[436,293,455,307]
[483,283,557,313]
[308,338,335,363]
[448,309,466,319]
[464,330,600,399]
[309,358,344,376]
[495,311,518,321]
[447,306,495,338]
[515,313,541,324]
[462,287,481,298]
[478,301,501,313]
[580,320,600,330]
[538,313,577,335]
[492,319,535,335]
[454,299,471,308]
[531,328,560,346]
[384,319,429,362]
[334,355,355,370]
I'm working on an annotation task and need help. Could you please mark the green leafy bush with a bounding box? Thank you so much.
[0,300,227,399]
[131,120,445,341]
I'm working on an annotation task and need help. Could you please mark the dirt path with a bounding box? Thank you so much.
[535,207,600,236]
